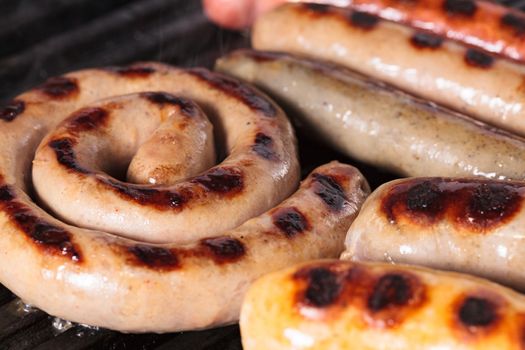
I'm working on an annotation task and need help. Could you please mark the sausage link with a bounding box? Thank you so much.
[252,3,525,137]
[343,177,525,291]
[216,49,525,180]
[0,61,370,331]
[241,260,525,350]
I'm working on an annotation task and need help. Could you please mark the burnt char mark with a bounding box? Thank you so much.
[200,236,245,264]
[381,179,523,232]
[272,207,310,238]
[501,13,525,35]
[141,92,199,117]
[0,185,81,261]
[192,167,243,194]
[300,267,342,307]
[188,68,277,117]
[443,0,477,16]
[128,245,180,270]
[311,173,348,211]
[103,178,186,209]
[252,133,277,160]
[107,65,156,77]
[305,3,330,13]
[37,76,78,98]
[458,297,498,327]
[465,49,494,69]
[0,100,25,122]
[66,107,108,133]
[465,184,521,229]
[411,32,444,49]
[48,138,88,173]
[350,11,380,30]
[366,272,426,328]
[368,274,413,312]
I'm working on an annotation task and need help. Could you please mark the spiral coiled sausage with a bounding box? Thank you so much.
[0,62,370,332]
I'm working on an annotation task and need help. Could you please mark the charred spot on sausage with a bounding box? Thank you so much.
[501,13,525,35]
[48,138,88,173]
[37,76,79,98]
[406,181,443,214]
[66,107,109,133]
[305,3,330,13]
[107,65,156,77]
[141,92,199,117]
[0,186,14,202]
[128,245,179,270]
[467,184,521,224]
[193,167,244,194]
[465,49,494,69]
[458,296,498,327]
[272,207,310,237]
[443,0,477,16]
[200,236,245,264]
[0,100,25,122]
[103,179,186,208]
[252,133,277,160]
[349,11,380,30]
[311,173,348,211]
[188,68,277,118]
[411,32,444,49]
[368,274,413,312]
[302,267,342,307]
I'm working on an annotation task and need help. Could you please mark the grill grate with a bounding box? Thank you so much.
[0,0,523,349]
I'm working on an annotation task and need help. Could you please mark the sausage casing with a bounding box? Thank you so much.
[216,49,525,180]
[252,3,525,137]
[241,260,525,350]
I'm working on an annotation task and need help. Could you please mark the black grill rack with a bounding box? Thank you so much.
[0,0,524,349]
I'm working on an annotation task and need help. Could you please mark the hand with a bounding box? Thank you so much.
[202,0,287,29]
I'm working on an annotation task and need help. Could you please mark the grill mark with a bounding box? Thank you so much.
[443,0,477,16]
[252,132,277,160]
[188,68,277,117]
[311,173,348,211]
[349,11,380,30]
[0,184,81,262]
[141,92,199,117]
[304,3,330,13]
[200,236,245,264]
[296,267,342,307]
[465,49,494,69]
[411,32,444,49]
[192,167,244,195]
[501,13,525,35]
[102,178,187,209]
[380,178,523,232]
[0,100,25,122]
[453,293,503,337]
[127,245,180,270]
[106,65,156,77]
[36,76,79,98]
[368,274,413,312]
[66,107,109,133]
[272,207,310,238]
[48,138,88,174]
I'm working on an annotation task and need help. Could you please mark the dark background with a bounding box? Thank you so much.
[0,0,524,349]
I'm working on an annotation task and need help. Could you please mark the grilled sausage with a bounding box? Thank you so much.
[0,61,371,332]
[241,259,525,350]
[342,177,525,291]
[216,49,525,181]
[252,3,525,137]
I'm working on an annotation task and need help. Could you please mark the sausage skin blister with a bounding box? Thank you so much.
[253,3,525,137]
[345,0,525,62]
[241,260,525,350]
[343,177,525,291]
[0,61,370,332]
[216,49,525,180]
